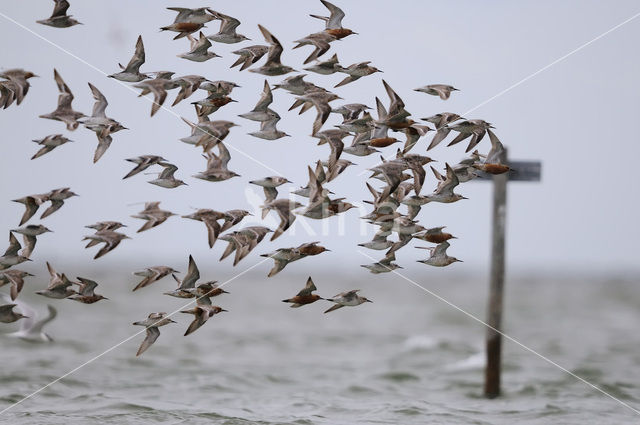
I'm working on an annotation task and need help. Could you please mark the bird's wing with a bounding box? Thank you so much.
[124,35,146,73]
[323,303,344,314]
[88,83,108,118]
[267,259,287,277]
[259,25,284,65]
[485,129,505,164]
[4,232,21,257]
[137,326,160,356]
[297,276,317,296]
[202,217,221,248]
[432,241,450,258]
[184,309,208,336]
[321,0,346,29]
[253,80,273,111]
[218,13,242,33]
[51,0,71,18]
[76,277,98,296]
[29,305,57,335]
[181,255,200,289]
[158,163,178,179]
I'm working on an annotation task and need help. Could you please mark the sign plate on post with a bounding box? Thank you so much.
[474,161,542,182]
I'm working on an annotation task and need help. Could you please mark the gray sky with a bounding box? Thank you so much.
[1,0,639,277]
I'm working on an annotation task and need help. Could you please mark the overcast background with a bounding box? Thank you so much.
[1,0,639,280]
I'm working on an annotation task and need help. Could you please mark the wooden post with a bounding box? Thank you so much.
[484,149,508,399]
[473,152,540,397]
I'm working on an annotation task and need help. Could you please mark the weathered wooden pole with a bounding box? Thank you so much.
[473,151,541,398]
[484,149,508,399]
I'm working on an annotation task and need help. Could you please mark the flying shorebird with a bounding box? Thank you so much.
[193,143,240,182]
[335,61,381,87]
[239,80,277,122]
[261,241,329,277]
[184,281,229,304]
[160,7,214,39]
[171,74,209,106]
[2,298,56,342]
[217,226,271,266]
[0,269,33,301]
[446,119,494,152]
[206,10,249,44]
[293,160,327,197]
[249,176,291,203]
[190,92,236,115]
[148,162,187,188]
[423,163,467,204]
[36,0,81,28]
[131,202,175,233]
[30,134,74,160]
[179,32,220,62]
[40,187,77,220]
[295,91,341,135]
[414,226,456,244]
[133,312,176,356]
[249,25,295,76]
[230,45,268,71]
[0,69,38,108]
[123,155,167,179]
[422,112,463,130]
[35,262,75,299]
[80,83,127,163]
[304,53,342,75]
[310,0,357,40]
[261,199,303,241]
[164,255,200,298]
[82,230,130,259]
[0,304,28,323]
[325,158,356,183]
[12,193,50,226]
[133,266,179,292]
[361,252,402,274]
[108,35,148,82]
[221,209,252,232]
[358,231,394,251]
[0,233,31,271]
[180,117,237,149]
[414,84,459,100]
[69,277,107,303]
[471,129,510,175]
[400,123,433,154]
[324,289,372,313]
[11,224,52,257]
[416,241,462,267]
[182,209,226,248]
[294,31,336,65]
[181,304,227,336]
[248,113,289,140]
[282,276,324,307]
[39,69,85,130]
[133,71,179,117]
[273,74,325,96]
[85,221,126,232]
